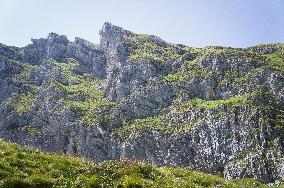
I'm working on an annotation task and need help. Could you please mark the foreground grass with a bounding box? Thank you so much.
[0,140,280,188]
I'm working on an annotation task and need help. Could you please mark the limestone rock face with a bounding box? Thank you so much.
[0,22,283,183]
[100,22,132,100]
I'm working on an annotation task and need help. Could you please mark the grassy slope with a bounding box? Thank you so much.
[0,140,280,188]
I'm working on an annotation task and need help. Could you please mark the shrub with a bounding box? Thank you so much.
[1,177,31,188]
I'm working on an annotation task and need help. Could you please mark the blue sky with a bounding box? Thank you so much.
[0,0,283,48]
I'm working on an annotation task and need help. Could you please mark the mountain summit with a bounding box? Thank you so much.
[0,22,283,183]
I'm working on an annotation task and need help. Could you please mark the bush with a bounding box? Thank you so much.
[84,176,101,188]
[137,164,160,180]
[119,175,144,188]
[1,178,31,188]
[28,174,55,188]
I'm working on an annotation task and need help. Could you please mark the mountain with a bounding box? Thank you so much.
[0,22,283,184]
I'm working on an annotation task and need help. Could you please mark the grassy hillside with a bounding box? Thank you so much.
[0,140,281,188]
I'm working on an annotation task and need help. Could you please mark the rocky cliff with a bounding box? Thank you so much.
[0,22,283,183]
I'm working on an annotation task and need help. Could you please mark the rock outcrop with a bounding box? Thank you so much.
[0,22,283,183]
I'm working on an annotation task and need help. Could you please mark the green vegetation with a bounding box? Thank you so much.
[50,59,115,125]
[4,58,38,113]
[198,46,266,63]
[113,115,170,139]
[0,140,276,188]
[164,71,188,82]
[162,43,284,86]
[3,57,114,125]
[1,55,38,93]
[274,108,284,134]
[245,43,284,73]
[179,94,253,112]
[24,125,42,137]
[163,45,268,84]
[7,93,35,113]
[114,93,258,139]
[124,34,185,62]
[171,94,255,134]
[13,61,34,82]
[265,45,284,73]
[218,67,265,87]
[164,59,212,82]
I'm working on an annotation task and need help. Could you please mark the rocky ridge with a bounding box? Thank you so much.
[0,22,283,183]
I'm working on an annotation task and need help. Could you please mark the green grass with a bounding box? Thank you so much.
[113,115,170,139]
[198,46,266,63]
[6,93,36,113]
[50,59,115,126]
[164,71,188,82]
[265,46,284,73]
[124,34,184,63]
[180,94,253,112]
[0,140,276,188]
[164,59,212,83]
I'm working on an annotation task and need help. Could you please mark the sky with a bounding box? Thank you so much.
[0,0,283,48]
